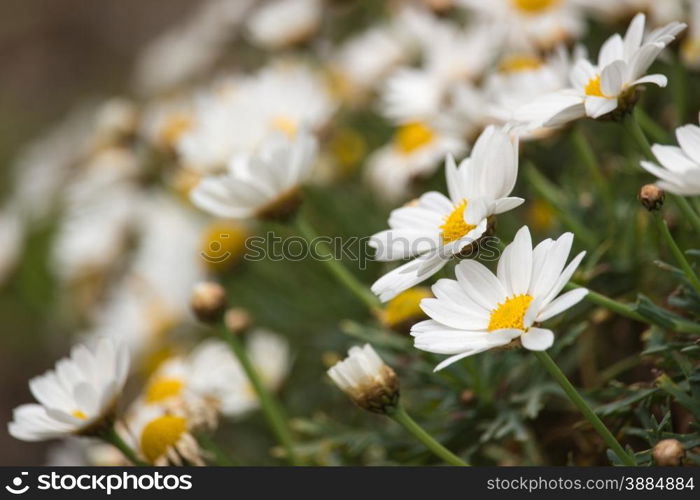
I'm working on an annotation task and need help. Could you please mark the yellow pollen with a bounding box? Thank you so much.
[145,377,184,403]
[584,75,605,97]
[488,294,534,331]
[72,410,87,420]
[381,287,432,327]
[200,221,247,271]
[512,0,559,14]
[395,122,435,155]
[140,415,187,464]
[440,200,477,244]
[271,116,298,137]
[499,55,543,73]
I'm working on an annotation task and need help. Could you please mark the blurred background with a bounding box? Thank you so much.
[0,0,206,465]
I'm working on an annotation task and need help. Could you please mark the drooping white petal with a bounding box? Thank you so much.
[521,327,554,351]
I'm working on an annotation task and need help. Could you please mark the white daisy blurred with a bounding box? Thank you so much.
[245,0,322,50]
[0,204,23,287]
[458,0,585,50]
[8,338,129,441]
[191,130,318,220]
[412,226,587,370]
[640,113,700,195]
[365,119,466,203]
[515,14,686,128]
[370,126,523,302]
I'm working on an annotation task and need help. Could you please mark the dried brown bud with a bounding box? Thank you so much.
[459,389,476,406]
[224,307,252,334]
[653,439,685,466]
[190,282,227,323]
[639,184,665,211]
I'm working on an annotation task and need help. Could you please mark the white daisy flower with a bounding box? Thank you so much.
[457,0,585,50]
[515,14,686,128]
[640,114,700,195]
[370,125,523,302]
[245,0,322,50]
[365,119,466,203]
[126,405,204,466]
[412,226,588,371]
[177,61,333,174]
[327,344,399,414]
[191,130,318,220]
[8,338,130,441]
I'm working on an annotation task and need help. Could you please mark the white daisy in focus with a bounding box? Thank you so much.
[640,114,700,195]
[245,0,322,50]
[457,0,585,50]
[8,338,130,441]
[365,119,466,203]
[514,14,686,128]
[191,130,318,220]
[412,226,588,371]
[370,126,523,302]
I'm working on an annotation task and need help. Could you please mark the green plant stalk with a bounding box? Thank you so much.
[389,405,469,466]
[533,351,636,466]
[654,214,700,296]
[624,111,655,161]
[670,193,700,235]
[294,213,381,313]
[567,283,646,322]
[221,328,301,465]
[524,163,597,249]
[101,425,148,466]
[634,107,671,143]
[571,127,614,219]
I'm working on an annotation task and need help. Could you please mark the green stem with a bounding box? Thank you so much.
[624,111,655,161]
[571,127,614,219]
[634,107,671,143]
[221,328,302,465]
[101,425,148,466]
[533,351,635,466]
[670,193,700,234]
[654,214,700,295]
[524,162,597,249]
[567,282,646,323]
[294,213,381,313]
[389,405,469,466]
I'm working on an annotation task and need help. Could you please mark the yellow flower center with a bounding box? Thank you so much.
[271,115,298,137]
[512,0,559,14]
[72,410,87,420]
[145,377,184,403]
[395,122,435,155]
[200,221,247,271]
[160,113,191,147]
[499,55,543,73]
[488,294,534,331]
[440,200,477,244]
[140,415,187,464]
[584,75,605,97]
[381,287,432,327]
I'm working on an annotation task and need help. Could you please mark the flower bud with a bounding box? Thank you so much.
[653,439,685,466]
[190,282,227,323]
[224,307,252,334]
[327,344,399,414]
[638,184,665,211]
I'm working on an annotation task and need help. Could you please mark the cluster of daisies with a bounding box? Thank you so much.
[3,0,700,466]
